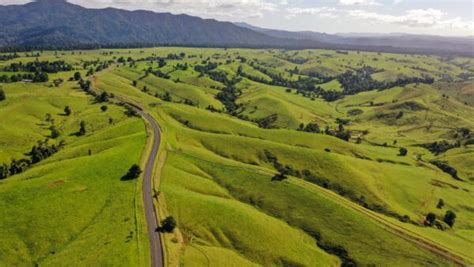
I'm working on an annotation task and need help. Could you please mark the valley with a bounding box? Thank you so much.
[0,47,473,266]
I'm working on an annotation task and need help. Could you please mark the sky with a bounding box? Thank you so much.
[1,0,473,36]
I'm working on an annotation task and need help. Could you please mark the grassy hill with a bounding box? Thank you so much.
[0,73,149,265]
[1,47,473,266]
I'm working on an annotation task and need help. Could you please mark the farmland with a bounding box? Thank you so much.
[0,47,473,266]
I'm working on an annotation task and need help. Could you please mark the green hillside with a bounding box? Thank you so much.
[1,47,473,266]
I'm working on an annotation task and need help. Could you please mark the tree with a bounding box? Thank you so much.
[443,210,456,227]
[96,92,109,103]
[50,126,60,139]
[33,72,49,82]
[161,216,177,233]
[132,80,137,87]
[0,88,5,101]
[78,121,86,136]
[122,164,142,180]
[73,71,82,81]
[304,123,320,133]
[399,147,408,156]
[100,105,108,112]
[64,106,71,116]
[437,199,444,209]
[425,213,436,226]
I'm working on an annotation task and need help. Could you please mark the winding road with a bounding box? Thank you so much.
[89,76,164,267]
[136,109,164,267]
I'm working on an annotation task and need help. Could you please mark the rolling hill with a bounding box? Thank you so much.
[1,47,472,266]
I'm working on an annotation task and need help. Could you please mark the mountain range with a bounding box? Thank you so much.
[0,0,473,56]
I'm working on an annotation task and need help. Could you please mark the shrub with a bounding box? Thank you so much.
[78,121,86,136]
[443,210,456,227]
[64,106,71,116]
[399,147,408,156]
[122,164,142,180]
[425,213,436,226]
[161,216,177,233]
[73,71,82,81]
[0,88,5,101]
[437,199,444,209]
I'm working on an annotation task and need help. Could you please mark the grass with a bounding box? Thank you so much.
[0,76,149,265]
[1,46,473,266]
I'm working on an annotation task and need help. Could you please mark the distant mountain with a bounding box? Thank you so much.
[236,22,474,57]
[0,0,320,49]
[234,22,342,43]
[0,0,472,56]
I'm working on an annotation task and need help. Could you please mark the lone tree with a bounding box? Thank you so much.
[437,199,445,209]
[100,105,108,112]
[425,213,436,226]
[0,88,5,101]
[399,147,408,156]
[443,210,456,227]
[50,126,60,139]
[64,106,72,116]
[73,71,82,81]
[160,216,177,233]
[78,121,86,136]
[122,164,142,180]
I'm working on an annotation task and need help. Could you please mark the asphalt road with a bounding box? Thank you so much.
[88,76,164,266]
[136,109,164,267]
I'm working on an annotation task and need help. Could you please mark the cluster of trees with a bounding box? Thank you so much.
[166,53,186,60]
[0,72,49,83]
[0,139,65,179]
[4,60,73,73]
[255,114,278,129]
[194,62,218,73]
[0,53,19,61]
[174,63,188,71]
[324,124,351,142]
[338,67,434,96]
[298,122,320,133]
[158,58,166,68]
[78,79,91,91]
[430,160,461,181]
[81,60,111,76]
[421,140,460,155]
[149,68,171,79]
[337,66,383,95]
[215,84,242,115]
[242,62,434,102]
[264,150,292,181]
[425,210,457,228]
[245,62,323,92]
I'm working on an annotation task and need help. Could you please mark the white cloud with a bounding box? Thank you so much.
[286,7,337,19]
[339,0,379,6]
[348,8,474,31]
[67,0,281,19]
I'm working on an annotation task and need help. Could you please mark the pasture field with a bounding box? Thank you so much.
[0,73,149,265]
[1,47,473,266]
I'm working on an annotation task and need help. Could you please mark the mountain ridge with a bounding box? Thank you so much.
[0,1,472,56]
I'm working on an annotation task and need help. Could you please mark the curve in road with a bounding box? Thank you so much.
[137,109,164,267]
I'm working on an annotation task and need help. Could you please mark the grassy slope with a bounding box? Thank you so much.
[0,77,149,265]
[2,47,473,266]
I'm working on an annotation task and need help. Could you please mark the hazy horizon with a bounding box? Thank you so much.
[0,0,473,37]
